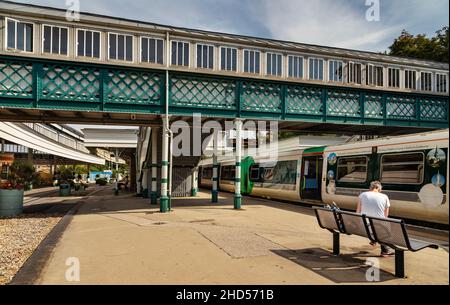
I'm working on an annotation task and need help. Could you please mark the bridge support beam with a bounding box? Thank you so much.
[212,154,219,203]
[160,120,170,213]
[234,119,242,210]
[150,128,159,205]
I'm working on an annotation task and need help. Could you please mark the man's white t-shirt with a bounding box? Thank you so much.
[359,191,391,218]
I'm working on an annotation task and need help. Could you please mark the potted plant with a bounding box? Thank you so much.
[59,167,74,197]
[0,162,27,217]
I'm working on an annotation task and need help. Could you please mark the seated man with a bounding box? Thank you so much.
[356,181,394,257]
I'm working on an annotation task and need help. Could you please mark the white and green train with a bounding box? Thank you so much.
[199,129,449,225]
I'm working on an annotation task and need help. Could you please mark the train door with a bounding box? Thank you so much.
[300,155,323,200]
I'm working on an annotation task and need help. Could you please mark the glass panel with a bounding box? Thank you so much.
[208,46,214,69]
[109,34,116,59]
[197,44,202,68]
[43,25,51,53]
[202,45,208,68]
[249,51,255,73]
[244,50,249,72]
[149,38,155,63]
[177,42,183,65]
[17,22,24,51]
[25,24,33,52]
[126,36,133,61]
[157,39,164,64]
[93,32,100,58]
[221,48,226,70]
[277,55,282,76]
[52,26,59,54]
[60,28,68,55]
[117,35,124,60]
[142,38,149,62]
[171,41,177,65]
[86,30,92,57]
[381,153,424,184]
[183,43,189,66]
[7,20,15,49]
[267,54,272,75]
[255,52,260,74]
[77,30,84,56]
[231,48,237,71]
[337,157,367,183]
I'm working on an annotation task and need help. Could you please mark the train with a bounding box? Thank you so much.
[198,129,449,225]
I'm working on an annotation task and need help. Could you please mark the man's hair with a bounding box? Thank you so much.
[370,181,382,191]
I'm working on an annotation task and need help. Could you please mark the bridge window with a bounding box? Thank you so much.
[109,33,133,62]
[309,58,323,81]
[366,64,383,87]
[420,72,433,91]
[243,50,261,74]
[388,68,400,88]
[220,47,237,72]
[6,18,33,52]
[436,74,447,93]
[266,52,283,76]
[380,152,424,185]
[329,60,343,82]
[43,25,68,55]
[171,41,190,67]
[347,62,362,84]
[404,70,417,90]
[77,29,101,58]
[196,44,214,69]
[288,55,303,78]
[337,156,368,183]
[141,37,164,64]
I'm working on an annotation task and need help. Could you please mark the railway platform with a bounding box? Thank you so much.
[14,189,449,285]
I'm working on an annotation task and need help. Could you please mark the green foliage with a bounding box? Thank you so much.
[388,27,449,63]
[96,178,108,186]
[1,161,38,190]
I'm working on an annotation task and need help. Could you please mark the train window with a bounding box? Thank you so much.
[337,156,368,183]
[262,167,274,182]
[249,165,260,181]
[380,152,424,185]
[272,160,297,185]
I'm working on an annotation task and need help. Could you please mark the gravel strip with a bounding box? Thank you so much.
[0,214,63,285]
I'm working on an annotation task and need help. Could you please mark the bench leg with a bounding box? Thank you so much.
[333,232,340,256]
[395,250,405,278]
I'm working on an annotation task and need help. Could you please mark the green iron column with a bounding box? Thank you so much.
[150,128,158,205]
[191,168,198,197]
[160,119,170,213]
[212,154,219,203]
[234,119,242,209]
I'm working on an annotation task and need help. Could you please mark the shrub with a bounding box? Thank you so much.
[96,178,107,185]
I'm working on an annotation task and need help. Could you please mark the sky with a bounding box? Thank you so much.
[6,0,449,131]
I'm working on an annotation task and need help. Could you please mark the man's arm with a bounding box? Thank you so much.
[356,198,362,214]
[384,208,390,218]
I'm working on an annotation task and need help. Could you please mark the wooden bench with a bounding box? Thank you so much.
[313,207,439,278]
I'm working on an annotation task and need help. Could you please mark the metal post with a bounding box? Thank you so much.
[333,232,340,256]
[1,139,5,153]
[160,119,170,213]
[191,168,198,197]
[115,148,119,193]
[150,128,158,205]
[212,154,219,203]
[234,119,242,209]
[395,250,405,278]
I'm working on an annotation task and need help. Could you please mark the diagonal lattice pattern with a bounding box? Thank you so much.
[107,70,162,105]
[364,94,384,119]
[420,97,448,121]
[386,95,416,120]
[0,60,33,98]
[41,64,100,102]
[286,85,323,115]
[327,89,360,117]
[171,76,236,109]
[241,81,282,113]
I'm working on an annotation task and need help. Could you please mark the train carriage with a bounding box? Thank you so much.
[198,129,449,225]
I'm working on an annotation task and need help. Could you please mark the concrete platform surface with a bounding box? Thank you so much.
[34,189,449,285]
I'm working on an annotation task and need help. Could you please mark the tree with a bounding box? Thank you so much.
[388,27,449,63]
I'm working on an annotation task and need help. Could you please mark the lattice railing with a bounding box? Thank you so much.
[41,64,101,102]
[327,89,360,117]
[286,85,323,115]
[419,97,448,121]
[386,95,416,120]
[241,81,282,113]
[0,60,33,98]
[106,70,161,105]
[171,76,236,109]
[364,93,384,119]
